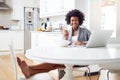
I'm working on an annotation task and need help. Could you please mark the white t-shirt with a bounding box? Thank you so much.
[71,35,78,45]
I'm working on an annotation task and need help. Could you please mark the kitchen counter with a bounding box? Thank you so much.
[0,31,24,51]
[30,31,63,48]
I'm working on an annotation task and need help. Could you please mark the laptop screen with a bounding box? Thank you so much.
[86,30,113,48]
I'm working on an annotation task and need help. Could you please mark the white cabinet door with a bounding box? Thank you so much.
[31,32,55,48]
[11,31,24,50]
[0,31,11,51]
[0,31,24,51]
[40,0,70,18]
[31,32,62,48]
[11,0,23,20]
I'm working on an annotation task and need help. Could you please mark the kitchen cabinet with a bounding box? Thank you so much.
[11,31,24,50]
[39,0,75,18]
[0,31,24,51]
[23,0,39,7]
[11,0,23,20]
[31,31,62,48]
[39,0,89,18]
[0,31,11,51]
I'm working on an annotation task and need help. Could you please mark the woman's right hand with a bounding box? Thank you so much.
[63,30,68,36]
[63,30,68,40]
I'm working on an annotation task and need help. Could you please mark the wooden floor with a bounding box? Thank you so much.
[0,52,120,80]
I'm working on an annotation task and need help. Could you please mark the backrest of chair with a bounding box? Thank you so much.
[9,43,18,80]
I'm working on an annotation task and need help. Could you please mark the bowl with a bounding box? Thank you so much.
[54,39,70,47]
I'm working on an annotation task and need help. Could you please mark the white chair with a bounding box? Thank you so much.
[98,38,120,80]
[8,43,54,80]
[98,63,120,80]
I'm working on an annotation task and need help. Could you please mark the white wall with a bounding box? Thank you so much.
[75,0,89,28]
[89,0,102,30]
[0,10,18,28]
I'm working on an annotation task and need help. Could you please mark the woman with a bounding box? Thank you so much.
[17,9,91,78]
[63,9,91,45]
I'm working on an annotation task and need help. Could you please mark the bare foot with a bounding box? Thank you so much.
[17,57,31,78]
[17,57,22,65]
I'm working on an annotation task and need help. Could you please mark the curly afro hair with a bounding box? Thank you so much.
[65,9,85,26]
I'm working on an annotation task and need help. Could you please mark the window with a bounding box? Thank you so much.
[101,0,116,37]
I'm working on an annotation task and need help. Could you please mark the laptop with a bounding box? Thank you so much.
[86,30,113,48]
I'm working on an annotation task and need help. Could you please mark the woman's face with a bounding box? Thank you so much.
[70,16,79,30]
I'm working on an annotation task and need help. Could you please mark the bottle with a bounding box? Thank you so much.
[46,17,52,32]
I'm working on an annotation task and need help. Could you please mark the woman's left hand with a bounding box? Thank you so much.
[74,41,85,45]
